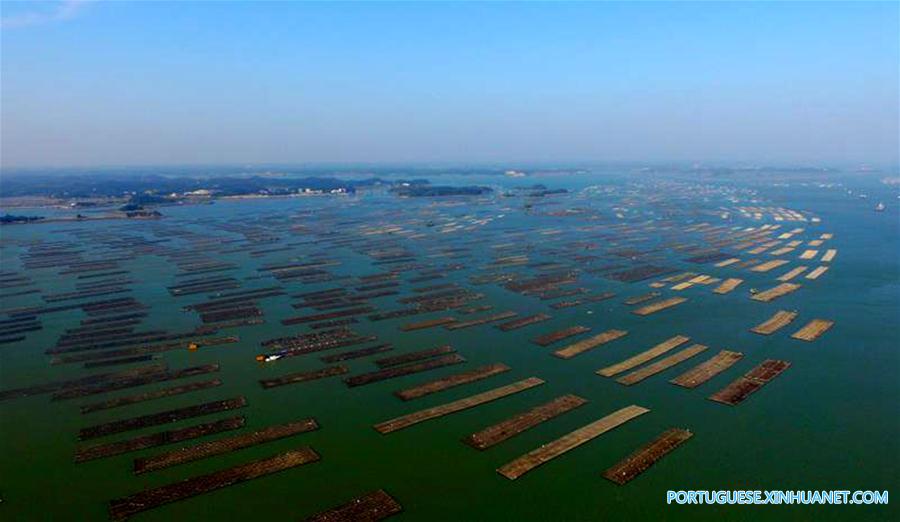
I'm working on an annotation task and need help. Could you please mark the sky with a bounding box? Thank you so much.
[1,1,898,169]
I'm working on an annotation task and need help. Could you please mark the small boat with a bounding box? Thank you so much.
[750,288,758,295]
[875,202,885,212]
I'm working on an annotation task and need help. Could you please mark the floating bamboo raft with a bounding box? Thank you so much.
[304,489,402,522]
[374,377,544,434]
[134,418,320,474]
[597,335,691,377]
[400,317,456,331]
[75,417,245,463]
[53,364,221,401]
[712,278,742,294]
[345,354,466,387]
[750,283,801,302]
[532,326,591,347]
[497,405,650,480]
[79,396,248,440]
[80,379,223,414]
[709,359,791,405]
[670,350,743,388]
[806,266,829,279]
[375,346,455,368]
[821,249,837,262]
[394,363,510,401]
[624,292,660,305]
[790,319,834,341]
[109,447,321,520]
[320,344,393,363]
[553,329,628,359]
[777,266,808,282]
[445,311,517,330]
[751,260,789,273]
[616,344,707,386]
[602,428,693,485]
[260,365,349,389]
[496,313,551,332]
[632,297,687,316]
[464,394,587,450]
[750,310,798,335]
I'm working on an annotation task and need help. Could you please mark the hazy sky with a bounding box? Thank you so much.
[1,1,898,168]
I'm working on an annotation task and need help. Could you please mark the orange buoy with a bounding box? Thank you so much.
[255,354,265,362]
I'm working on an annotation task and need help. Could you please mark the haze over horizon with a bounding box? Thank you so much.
[2,1,898,169]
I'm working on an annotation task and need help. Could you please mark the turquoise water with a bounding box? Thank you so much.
[0,172,897,521]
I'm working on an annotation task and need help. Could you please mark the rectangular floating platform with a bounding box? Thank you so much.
[375,345,455,368]
[750,283,801,302]
[75,417,245,463]
[134,418,320,474]
[445,311,518,330]
[596,335,691,378]
[80,379,223,414]
[670,350,743,388]
[400,317,456,331]
[109,447,321,520]
[260,365,349,389]
[304,489,403,522]
[345,354,466,387]
[496,405,650,480]
[790,319,834,341]
[751,260,790,272]
[806,266,829,280]
[553,329,628,359]
[821,249,837,262]
[320,344,393,363]
[496,313,551,332]
[532,326,591,347]
[602,428,693,485]
[714,258,740,267]
[750,310,798,335]
[79,397,247,440]
[709,359,791,406]
[374,377,544,434]
[616,344,708,386]
[712,278,743,294]
[632,297,688,316]
[777,266,808,282]
[53,364,221,401]
[394,363,510,401]
[624,292,660,305]
[799,249,819,260]
[463,394,588,450]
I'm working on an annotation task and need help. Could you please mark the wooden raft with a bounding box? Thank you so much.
[603,428,693,485]
[709,359,791,405]
[445,311,517,330]
[553,329,628,359]
[109,447,321,520]
[400,317,456,331]
[632,297,687,316]
[497,405,650,480]
[464,394,587,450]
[670,350,743,388]
[80,379,222,414]
[791,319,834,341]
[616,345,707,386]
[374,377,544,434]
[79,396,247,440]
[304,489,402,522]
[75,417,245,463]
[394,363,510,401]
[596,335,690,377]
[750,310,798,335]
[750,283,801,302]
[260,365,349,389]
[712,278,743,294]
[751,259,789,272]
[806,266,829,279]
[345,354,466,387]
[777,266,807,282]
[496,313,551,332]
[532,326,591,347]
[134,418,320,474]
